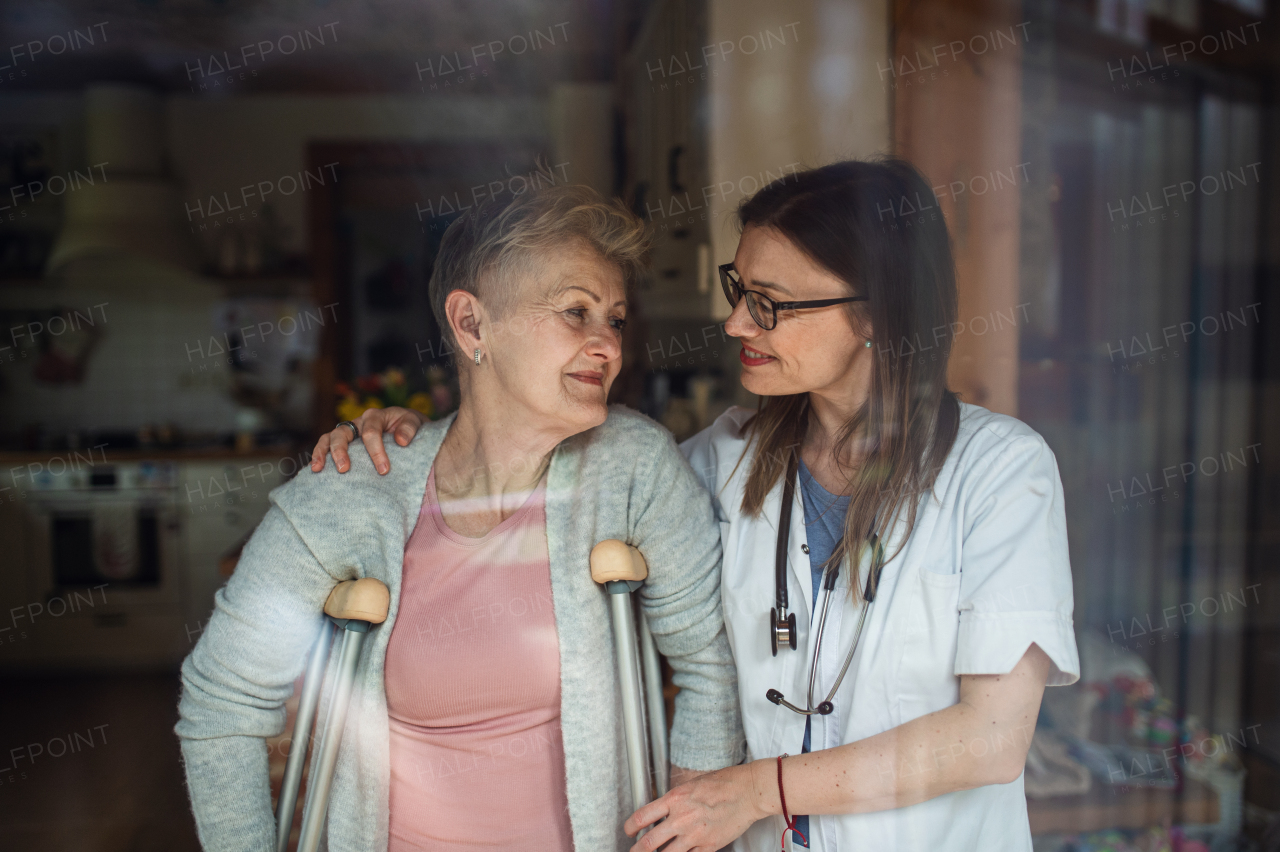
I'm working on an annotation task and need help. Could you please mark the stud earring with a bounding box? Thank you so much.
[865,340,872,348]
[474,348,482,365]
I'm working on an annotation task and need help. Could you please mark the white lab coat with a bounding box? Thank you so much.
[680,403,1080,852]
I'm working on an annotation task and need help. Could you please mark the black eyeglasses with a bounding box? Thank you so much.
[719,263,867,331]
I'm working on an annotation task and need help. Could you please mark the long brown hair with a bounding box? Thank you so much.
[736,158,961,600]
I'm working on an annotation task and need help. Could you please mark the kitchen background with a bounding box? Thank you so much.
[0,0,1277,850]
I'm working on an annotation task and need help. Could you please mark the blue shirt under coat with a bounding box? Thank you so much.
[794,459,850,847]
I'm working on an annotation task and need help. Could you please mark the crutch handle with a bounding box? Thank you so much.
[323,577,390,623]
[590,540,649,584]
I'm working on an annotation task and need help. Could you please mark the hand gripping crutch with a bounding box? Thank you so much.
[590,540,670,818]
[275,577,390,852]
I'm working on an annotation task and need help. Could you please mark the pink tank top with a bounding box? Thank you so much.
[384,467,573,851]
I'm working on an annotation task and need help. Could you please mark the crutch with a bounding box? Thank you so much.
[590,540,670,818]
[275,577,390,852]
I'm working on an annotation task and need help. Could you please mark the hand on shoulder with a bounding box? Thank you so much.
[310,406,427,476]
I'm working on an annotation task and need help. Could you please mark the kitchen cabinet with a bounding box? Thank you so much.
[617,0,741,437]
[179,457,291,647]
[620,0,716,323]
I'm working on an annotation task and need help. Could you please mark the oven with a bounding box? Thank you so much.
[1,460,188,670]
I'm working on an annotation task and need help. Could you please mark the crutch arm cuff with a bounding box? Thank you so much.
[590,539,649,584]
[323,577,390,624]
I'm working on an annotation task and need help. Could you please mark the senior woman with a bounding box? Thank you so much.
[177,184,743,852]
[315,158,1080,852]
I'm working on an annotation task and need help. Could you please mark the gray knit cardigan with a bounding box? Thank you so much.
[176,406,743,851]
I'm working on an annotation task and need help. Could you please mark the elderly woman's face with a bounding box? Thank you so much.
[484,242,627,433]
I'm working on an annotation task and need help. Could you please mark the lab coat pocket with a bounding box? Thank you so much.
[896,568,962,722]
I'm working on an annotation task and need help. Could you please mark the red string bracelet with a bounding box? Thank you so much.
[777,753,807,851]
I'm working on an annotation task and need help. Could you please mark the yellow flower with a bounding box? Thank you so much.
[336,396,366,422]
[407,392,434,418]
[383,367,405,386]
[362,396,385,410]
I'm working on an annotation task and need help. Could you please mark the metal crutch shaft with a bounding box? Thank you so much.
[275,577,390,852]
[296,619,369,852]
[590,540,657,817]
[609,586,652,813]
[274,620,334,852]
[638,610,669,797]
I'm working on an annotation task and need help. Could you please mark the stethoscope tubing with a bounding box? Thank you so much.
[772,564,873,716]
[768,455,884,717]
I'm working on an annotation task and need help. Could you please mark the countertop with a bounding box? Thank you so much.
[0,443,302,464]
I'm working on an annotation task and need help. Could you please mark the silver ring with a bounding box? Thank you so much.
[338,420,359,441]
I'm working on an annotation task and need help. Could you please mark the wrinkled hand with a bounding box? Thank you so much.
[624,762,768,852]
[309,406,426,475]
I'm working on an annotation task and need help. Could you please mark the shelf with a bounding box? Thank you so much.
[0,443,298,464]
[204,275,314,298]
[1027,776,1219,835]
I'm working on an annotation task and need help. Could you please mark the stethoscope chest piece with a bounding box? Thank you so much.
[770,606,797,656]
[765,454,886,717]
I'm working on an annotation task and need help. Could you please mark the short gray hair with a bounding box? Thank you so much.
[428,183,650,351]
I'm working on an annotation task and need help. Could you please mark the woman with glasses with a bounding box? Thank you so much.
[311,158,1079,852]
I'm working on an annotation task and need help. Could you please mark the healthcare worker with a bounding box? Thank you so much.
[311,158,1080,852]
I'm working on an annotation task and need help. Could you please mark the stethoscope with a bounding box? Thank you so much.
[766,454,885,717]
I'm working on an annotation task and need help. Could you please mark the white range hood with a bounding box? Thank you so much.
[45,83,199,276]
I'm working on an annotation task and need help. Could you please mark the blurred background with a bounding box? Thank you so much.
[0,0,1276,849]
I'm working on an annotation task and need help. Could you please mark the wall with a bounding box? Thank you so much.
[706,0,892,323]
[706,0,1025,418]
[168,93,548,257]
[0,92,548,435]
[893,0,1026,416]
